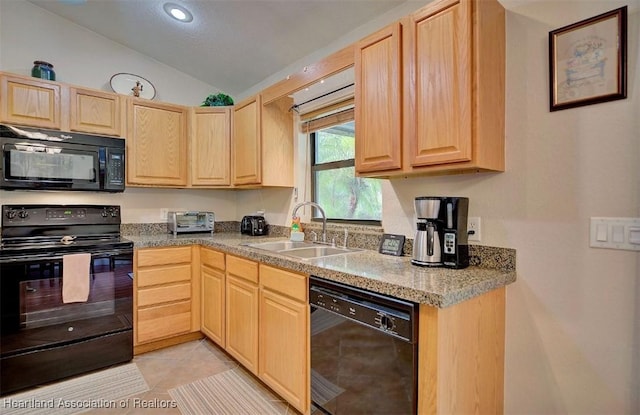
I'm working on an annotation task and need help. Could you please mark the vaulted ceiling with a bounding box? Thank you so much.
[27,0,415,96]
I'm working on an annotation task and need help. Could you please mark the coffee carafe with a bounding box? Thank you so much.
[411,197,445,267]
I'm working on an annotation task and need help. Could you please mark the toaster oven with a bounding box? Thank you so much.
[168,211,215,236]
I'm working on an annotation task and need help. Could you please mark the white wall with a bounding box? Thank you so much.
[382,2,639,413]
[239,0,432,101]
[0,0,238,222]
[0,0,220,106]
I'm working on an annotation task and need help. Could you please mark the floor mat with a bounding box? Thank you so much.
[1,362,149,415]
[169,368,287,415]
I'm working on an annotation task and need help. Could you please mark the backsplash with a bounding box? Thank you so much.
[122,222,515,272]
[121,221,240,235]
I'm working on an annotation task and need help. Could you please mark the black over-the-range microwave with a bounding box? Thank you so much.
[0,124,125,192]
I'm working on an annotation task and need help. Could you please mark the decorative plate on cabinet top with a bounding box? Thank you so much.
[109,73,156,99]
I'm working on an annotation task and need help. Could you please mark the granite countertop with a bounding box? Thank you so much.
[126,233,516,308]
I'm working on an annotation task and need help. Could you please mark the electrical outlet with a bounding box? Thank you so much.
[468,217,481,242]
[160,208,169,220]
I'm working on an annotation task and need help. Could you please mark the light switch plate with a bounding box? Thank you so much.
[590,217,640,251]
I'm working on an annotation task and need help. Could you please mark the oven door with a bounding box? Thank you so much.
[1,137,100,191]
[0,247,133,358]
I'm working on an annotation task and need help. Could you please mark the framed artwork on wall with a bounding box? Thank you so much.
[549,6,627,111]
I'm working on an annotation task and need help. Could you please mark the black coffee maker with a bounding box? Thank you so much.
[441,197,469,269]
[411,196,469,269]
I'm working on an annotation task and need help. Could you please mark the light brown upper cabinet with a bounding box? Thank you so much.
[355,0,505,177]
[127,97,188,187]
[190,106,232,187]
[0,72,61,129]
[232,95,294,187]
[355,23,403,173]
[233,95,261,185]
[69,87,122,136]
[0,72,123,136]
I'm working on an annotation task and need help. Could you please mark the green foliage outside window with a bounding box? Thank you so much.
[312,122,382,222]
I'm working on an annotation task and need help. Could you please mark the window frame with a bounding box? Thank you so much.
[309,130,382,226]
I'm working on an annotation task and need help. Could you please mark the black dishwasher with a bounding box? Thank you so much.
[309,276,418,415]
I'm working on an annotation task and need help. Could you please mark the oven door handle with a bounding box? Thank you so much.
[0,248,132,263]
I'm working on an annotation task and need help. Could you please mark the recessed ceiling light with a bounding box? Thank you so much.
[163,3,193,23]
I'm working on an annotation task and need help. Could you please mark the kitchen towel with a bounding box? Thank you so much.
[62,253,91,303]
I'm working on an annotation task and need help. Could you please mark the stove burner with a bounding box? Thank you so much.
[1,204,131,259]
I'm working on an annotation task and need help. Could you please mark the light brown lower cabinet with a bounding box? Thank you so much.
[157,245,504,415]
[199,254,310,413]
[258,265,309,414]
[200,247,226,347]
[225,255,260,374]
[134,246,199,346]
[418,286,505,415]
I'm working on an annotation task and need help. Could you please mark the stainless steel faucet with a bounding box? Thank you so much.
[292,202,327,243]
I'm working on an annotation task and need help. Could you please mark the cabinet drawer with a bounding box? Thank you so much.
[201,248,225,271]
[260,265,307,302]
[137,300,191,343]
[137,246,191,267]
[227,255,258,284]
[136,264,191,287]
[138,282,191,307]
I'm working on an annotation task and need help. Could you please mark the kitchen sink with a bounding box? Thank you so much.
[243,240,363,259]
[278,246,362,259]
[243,240,314,251]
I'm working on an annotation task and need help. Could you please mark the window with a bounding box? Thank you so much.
[310,118,382,224]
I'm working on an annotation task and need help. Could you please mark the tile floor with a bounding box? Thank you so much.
[87,338,300,415]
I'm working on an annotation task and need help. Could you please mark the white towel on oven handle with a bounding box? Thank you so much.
[62,253,91,303]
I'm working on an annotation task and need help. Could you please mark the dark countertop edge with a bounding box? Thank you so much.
[127,235,517,308]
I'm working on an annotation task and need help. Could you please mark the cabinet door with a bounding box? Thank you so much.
[0,73,61,129]
[406,0,472,167]
[259,288,309,414]
[191,107,231,186]
[355,22,403,173]
[127,98,188,186]
[260,97,294,188]
[201,265,226,347]
[225,274,259,374]
[233,95,261,185]
[69,87,122,136]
